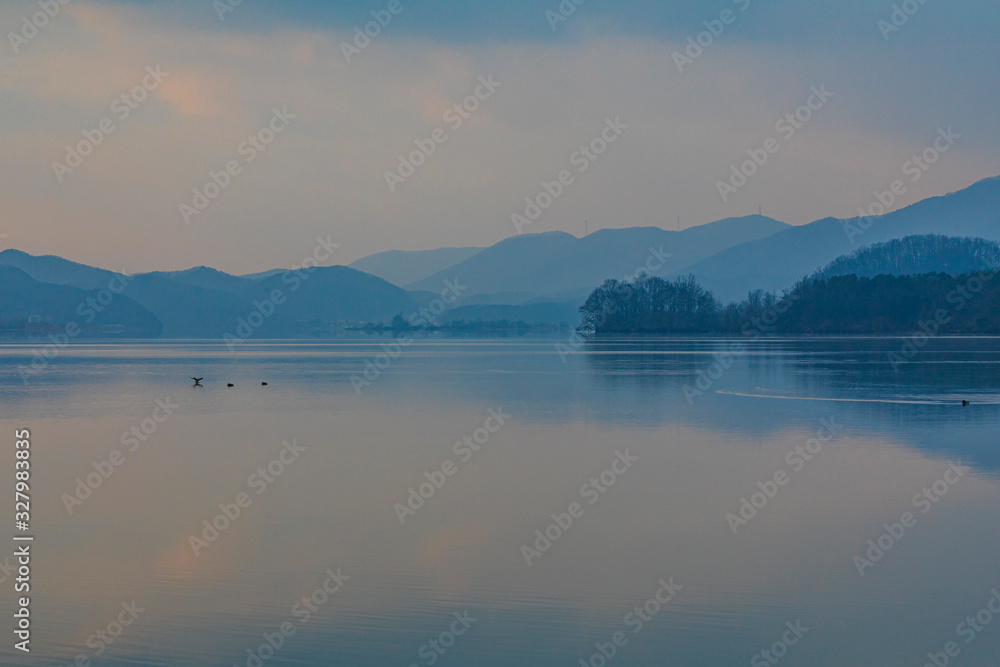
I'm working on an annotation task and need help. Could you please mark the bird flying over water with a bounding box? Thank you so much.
[191,377,203,386]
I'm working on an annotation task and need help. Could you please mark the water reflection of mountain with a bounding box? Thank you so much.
[581,336,1000,474]
[1,337,996,476]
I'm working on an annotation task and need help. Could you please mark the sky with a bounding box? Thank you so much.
[0,0,998,274]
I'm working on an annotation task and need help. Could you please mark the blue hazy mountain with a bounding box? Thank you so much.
[407,215,789,302]
[254,266,421,324]
[4,175,1000,334]
[0,252,420,338]
[0,266,162,337]
[0,249,123,290]
[350,247,484,287]
[121,267,422,337]
[816,235,1000,280]
[137,266,258,295]
[677,175,1000,302]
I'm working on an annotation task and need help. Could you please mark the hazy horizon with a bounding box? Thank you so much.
[2,0,998,274]
[4,175,1000,277]
[1,211,784,276]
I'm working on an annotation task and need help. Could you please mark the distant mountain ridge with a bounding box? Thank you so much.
[0,250,419,338]
[350,247,483,287]
[139,266,258,295]
[676,175,1000,301]
[816,235,1000,280]
[4,173,1000,335]
[0,266,162,337]
[408,215,790,302]
[0,248,123,290]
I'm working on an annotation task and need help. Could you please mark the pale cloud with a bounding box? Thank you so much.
[0,1,995,275]
[155,71,232,118]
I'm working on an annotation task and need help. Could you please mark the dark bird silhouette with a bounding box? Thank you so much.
[227,383,234,388]
[962,400,969,406]
[261,382,268,386]
[191,377,203,386]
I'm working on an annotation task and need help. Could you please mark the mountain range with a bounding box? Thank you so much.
[815,235,1000,280]
[0,250,419,338]
[676,176,1000,301]
[349,247,483,287]
[2,174,998,337]
[407,215,788,303]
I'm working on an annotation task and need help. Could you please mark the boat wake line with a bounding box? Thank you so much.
[716,390,1000,406]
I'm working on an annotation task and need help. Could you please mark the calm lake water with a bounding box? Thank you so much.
[1,337,999,666]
